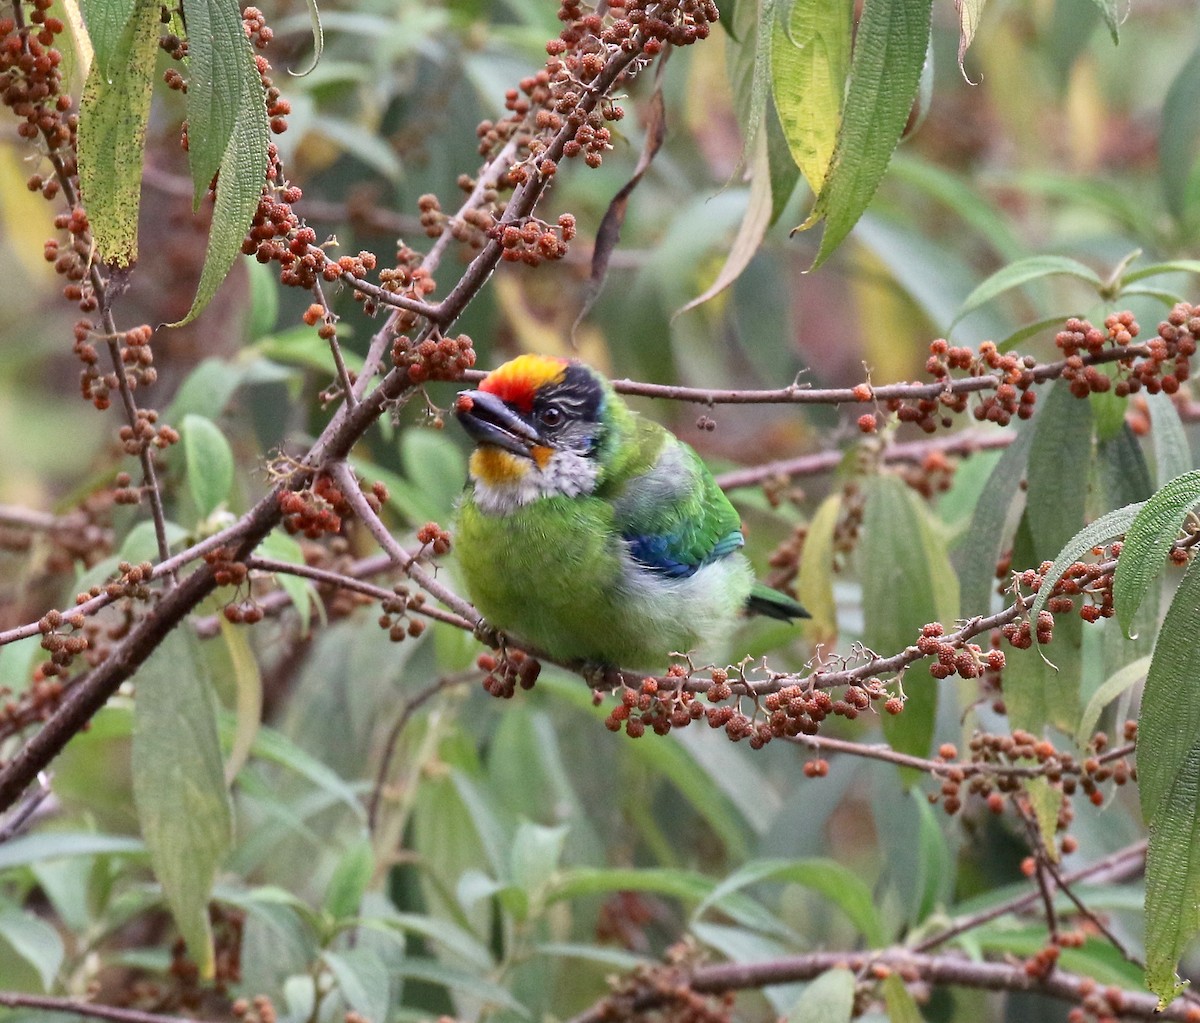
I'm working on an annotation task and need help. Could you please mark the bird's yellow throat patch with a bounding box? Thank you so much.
[481,354,568,411]
[470,445,555,486]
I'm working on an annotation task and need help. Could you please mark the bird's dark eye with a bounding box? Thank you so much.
[538,406,563,429]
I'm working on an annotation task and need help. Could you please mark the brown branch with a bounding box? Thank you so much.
[0,992,214,1023]
[567,947,1184,1023]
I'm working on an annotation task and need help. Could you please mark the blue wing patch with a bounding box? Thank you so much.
[626,529,745,577]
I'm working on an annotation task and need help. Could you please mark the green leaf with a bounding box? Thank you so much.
[0,909,65,991]
[79,0,137,77]
[1113,470,1200,636]
[882,972,924,1023]
[692,857,886,946]
[1143,627,1200,1007]
[731,0,779,168]
[228,718,365,819]
[1139,558,1200,820]
[173,23,270,325]
[954,424,1034,614]
[257,529,315,637]
[1121,260,1200,285]
[677,131,774,316]
[0,832,144,872]
[1147,391,1193,487]
[1086,0,1121,44]
[182,414,235,518]
[951,256,1104,328]
[1029,502,1143,623]
[509,821,568,897]
[785,967,854,1023]
[796,493,840,640]
[289,0,325,76]
[770,0,850,193]
[1075,655,1151,748]
[323,837,374,921]
[1026,379,1093,561]
[391,957,530,1016]
[184,0,252,203]
[800,0,933,268]
[1160,45,1200,226]
[76,0,159,265]
[861,474,959,761]
[534,942,649,971]
[998,314,1081,352]
[132,628,233,978]
[217,617,263,784]
[322,948,390,1023]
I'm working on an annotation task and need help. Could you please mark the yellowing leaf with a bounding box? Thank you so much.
[771,0,850,192]
[76,0,158,265]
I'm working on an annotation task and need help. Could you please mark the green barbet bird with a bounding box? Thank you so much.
[454,355,808,670]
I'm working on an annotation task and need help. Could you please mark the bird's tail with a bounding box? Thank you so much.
[746,582,810,622]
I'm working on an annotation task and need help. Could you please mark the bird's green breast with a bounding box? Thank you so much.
[455,491,750,668]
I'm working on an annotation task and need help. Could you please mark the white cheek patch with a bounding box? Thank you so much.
[471,448,599,514]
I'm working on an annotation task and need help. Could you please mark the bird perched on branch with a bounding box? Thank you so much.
[454,354,807,670]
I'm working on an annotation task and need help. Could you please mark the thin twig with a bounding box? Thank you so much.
[366,672,477,832]
[0,992,213,1023]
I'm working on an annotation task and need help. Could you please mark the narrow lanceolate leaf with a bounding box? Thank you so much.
[954,423,1034,614]
[78,0,136,78]
[173,66,270,325]
[786,967,854,1023]
[677,132,773,316]
[76,0,158,265]
[1158,47,1200,225]
[796,493,840,643]
[1074,656,1150,749]
[1029,502,1143,622]
[954,0,986,78]
[132,629,232,978]
[184,0,253,204]
[861,474,959,762]
[799,0,932,268]
[1147,390,1193,486]
[1113,470,1200,636]
[735,0,779,168]
[1141,559,1200,1004]
[1025,380,1092,561]
[182,414,234,518]
[950,256,1104,329]
[1087,0,1122,44]
[770,0,850,193]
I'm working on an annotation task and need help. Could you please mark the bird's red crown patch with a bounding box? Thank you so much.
[480,355,569,412]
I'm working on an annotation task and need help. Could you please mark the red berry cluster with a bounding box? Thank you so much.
[377,586,427,643]
[916,622,1005,680]
[1066,978,1171,1023]
[1035,551,1119,623]
[390,333,476,384]
[923,339,1038,429]
[415,521,452,556]
[278,480,343,538]
[1000,608,1055,650]
[36,607,89,679]
[933,724,1136,822]
[479,649,541,697]
[1057,307,1196,398]
[118,408,179,456]
[476,0,716,179]
[601,668,902,749]
[492,214,577,265]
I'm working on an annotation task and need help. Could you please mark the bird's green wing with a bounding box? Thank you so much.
[607,427,745,577]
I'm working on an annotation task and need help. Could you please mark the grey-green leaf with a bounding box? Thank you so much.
[1113,470,1200,636]
[786,967,855,1023]
[182,414,235,518]
[951,255,1104,328]
[132,628,233,978]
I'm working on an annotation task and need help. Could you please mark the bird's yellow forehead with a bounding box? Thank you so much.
[481,355,568,412]
[470,447,530,486]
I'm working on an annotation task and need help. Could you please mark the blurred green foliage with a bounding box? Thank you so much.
[3,0,1200,1020]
